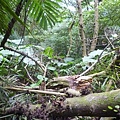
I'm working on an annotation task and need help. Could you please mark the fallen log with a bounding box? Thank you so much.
[2,89,120,119]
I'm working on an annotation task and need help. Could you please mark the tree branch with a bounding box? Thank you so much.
[4,86,66,96]
[4,46,45,72]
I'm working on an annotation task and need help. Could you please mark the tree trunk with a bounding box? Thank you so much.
[51,89,120,117]
[76,0,87,56]
[90,0,99,51]
[4,89,120,118]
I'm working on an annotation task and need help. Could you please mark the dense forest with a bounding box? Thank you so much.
[0,0,120,120]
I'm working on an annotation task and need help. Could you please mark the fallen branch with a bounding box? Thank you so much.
[4,86,66,96]
[88,71,106,77]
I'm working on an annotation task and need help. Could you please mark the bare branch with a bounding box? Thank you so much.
[4,46,45,72]
[4,86,66,96]
[24,65,35,82]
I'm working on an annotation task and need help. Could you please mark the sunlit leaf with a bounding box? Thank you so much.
[43,47,54,58]
[113,109,118,112]
[108,106,113,110]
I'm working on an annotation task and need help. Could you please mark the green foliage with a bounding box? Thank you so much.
[43,47,54,58]
[0,0,120,119]
[40,20,81,57]
[83,0,120,40]
[26,0,62,30]
[108,105,120,113]
[29,75,47,88]
[0,0,27,33]
[99,0,120,27]
[0,0,62,35]
[0,0,10,34]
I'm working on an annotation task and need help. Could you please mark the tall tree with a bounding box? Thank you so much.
[90,0,99,51]
[76,0,87,56]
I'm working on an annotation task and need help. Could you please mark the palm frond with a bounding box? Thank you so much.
[0,0,61,34]
[26,0,62,30]
[0,0,26,34]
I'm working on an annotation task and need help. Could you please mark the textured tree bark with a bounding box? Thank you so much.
[90,0,99,51]
[76,0,87,56]
[51,89,120,117]
[2,89,120,118]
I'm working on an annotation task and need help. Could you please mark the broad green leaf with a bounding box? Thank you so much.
[27,1,34,15]
[35,7,41,19]
[43,47,54,58]
[46,14,55,27]
[39,14,46,29]
[33,4,40,18]
[37,75,44,80]
[37,75,48,81]
[46,15,54,28]
[45,3,60,15]
[45,9,57,22]
[46,12,56,26]
[47,66,56,71]
[30,80,42,87]
[36,11,43,22]
[64,57,74,63]
[43,15,47,30]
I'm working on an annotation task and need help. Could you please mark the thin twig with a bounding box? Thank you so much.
[88,71,106,78]
[80,61,97,76]
[104,29,115,49]
[43,62,49,77]
[24,64,35,82]
[79,52,110,76]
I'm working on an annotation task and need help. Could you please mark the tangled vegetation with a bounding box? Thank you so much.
[0,0,120,120]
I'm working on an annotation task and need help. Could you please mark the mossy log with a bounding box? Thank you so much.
[3,89,120,118]
[51,89,120,117]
